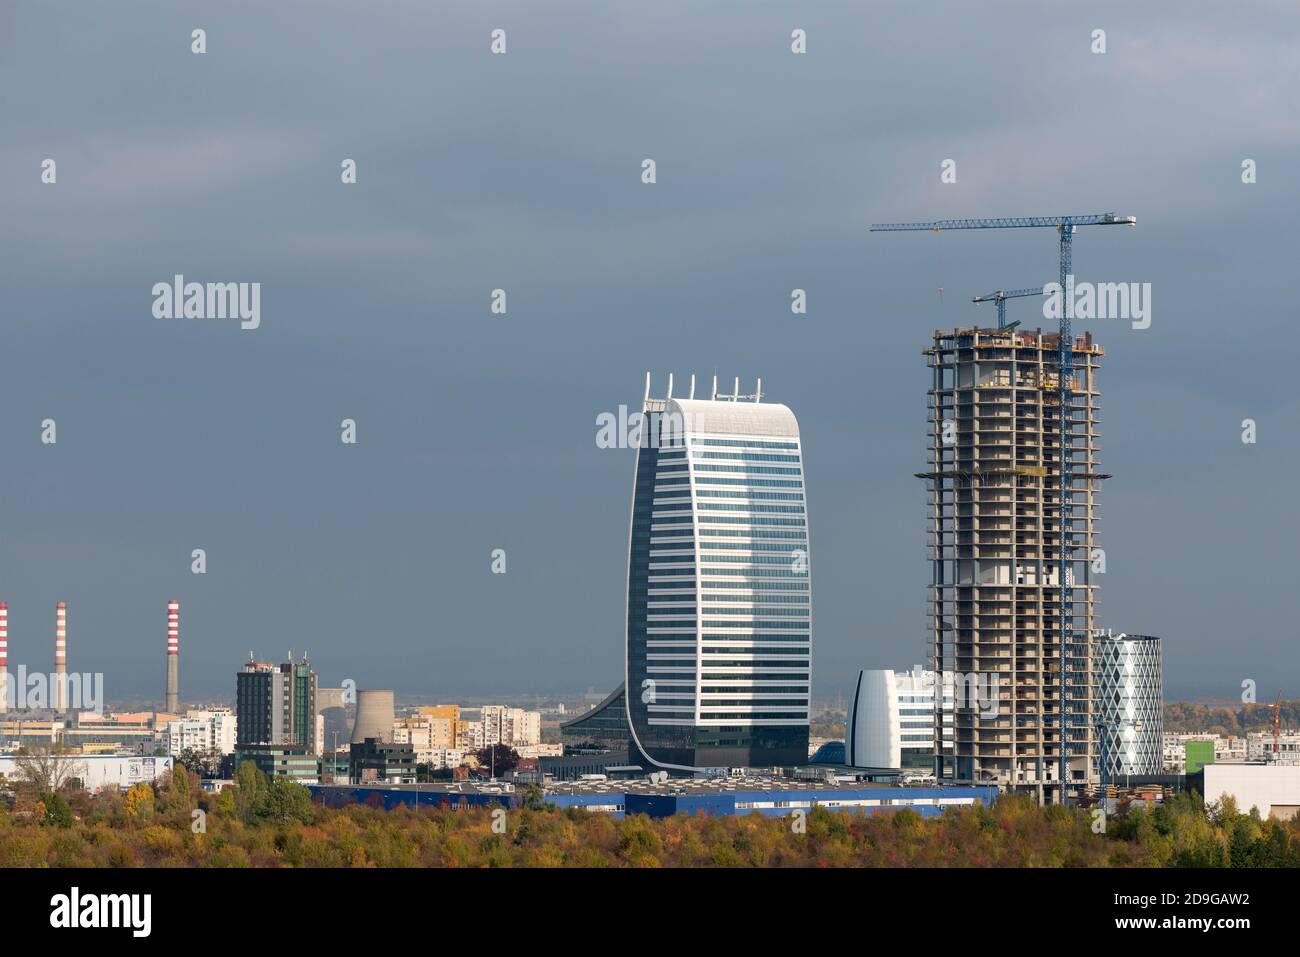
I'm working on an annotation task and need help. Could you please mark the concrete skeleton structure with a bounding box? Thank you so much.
[922,326,1107,795]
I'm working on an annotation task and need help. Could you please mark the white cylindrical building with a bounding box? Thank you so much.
[1092,631,1163,777]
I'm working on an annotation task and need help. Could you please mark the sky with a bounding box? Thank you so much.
[0,1,1296,703]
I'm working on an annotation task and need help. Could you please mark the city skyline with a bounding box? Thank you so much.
[2,2,1296,704]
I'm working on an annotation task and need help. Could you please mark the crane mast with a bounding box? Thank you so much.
[871,213,1136,804]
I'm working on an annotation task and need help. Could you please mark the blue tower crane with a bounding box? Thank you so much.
[870,213,1136,804]
[971,286,1047,329]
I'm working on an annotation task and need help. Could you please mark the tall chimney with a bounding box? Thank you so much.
[165,599,180,713]
[54,601,67,712]
[0,601,8,714]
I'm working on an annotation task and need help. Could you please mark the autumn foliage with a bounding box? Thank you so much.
[1,767,1297,867]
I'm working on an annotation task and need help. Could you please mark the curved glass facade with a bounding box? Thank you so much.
[625,387,811,770]
[1092,631,1163,777]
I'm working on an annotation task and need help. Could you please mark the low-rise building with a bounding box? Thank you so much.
[1201,762,1300,820]
[164,708,237,757]
[235,744,319,782]
[350,737,416,785]
[0,753,172,793]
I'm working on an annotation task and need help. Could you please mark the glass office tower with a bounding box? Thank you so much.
[624,377,811,770]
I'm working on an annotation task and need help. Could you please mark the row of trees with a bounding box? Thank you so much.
[1163,699,1300,736]
[2,754,1298,866]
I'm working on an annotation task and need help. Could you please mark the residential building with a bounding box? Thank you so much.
[481,705,542,747]
[392,713,455,763]
[163,708,237,758]
[420,705,461,747]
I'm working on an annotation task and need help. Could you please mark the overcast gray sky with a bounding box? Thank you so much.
[1,1,1296,702]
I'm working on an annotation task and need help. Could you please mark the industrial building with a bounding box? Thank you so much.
[350,689,395,744]
[1092,631,1163,777]
[922,326,1106,794]
[1200,763,1300,821]
[309,777,997,820]
[0,754,173,793]
[625,374,812,771]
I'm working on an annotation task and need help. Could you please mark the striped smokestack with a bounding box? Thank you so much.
[0,602,8,714]
[165,599,180,713]
[54,600,67,712]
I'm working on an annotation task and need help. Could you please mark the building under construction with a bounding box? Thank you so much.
[921,324,1107,798]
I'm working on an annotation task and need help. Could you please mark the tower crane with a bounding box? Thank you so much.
[870,213,1136,805]
[971,286,1047,329]
[1273,691,1284,757]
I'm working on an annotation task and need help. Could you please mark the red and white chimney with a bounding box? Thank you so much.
[0,601,8,714]
[165,599,180,713]
[54,600,67,712]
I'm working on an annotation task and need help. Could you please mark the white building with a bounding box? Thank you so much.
[845,668,953,770]
[0,754,173,793]
[424,748,464,770]
[1203,762,1300,820]
[481,706,542,748]
[1092,632,1163,777]
[513,743,563,759]
[164,708,237,757]
[1246,732,1300,764]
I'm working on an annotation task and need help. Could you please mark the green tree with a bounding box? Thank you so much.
[162,766,196,814]
[40,792,74,827]
[259,779,315,825]
[176,748,208,777]
[233,760,268,822]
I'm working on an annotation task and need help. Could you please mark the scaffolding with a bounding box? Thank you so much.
[919,326,1109,800]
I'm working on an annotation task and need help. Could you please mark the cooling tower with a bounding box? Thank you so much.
[165,599,180,713]
[0,601,8,714]
[350,689,395,744]
[54,601,67,712]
